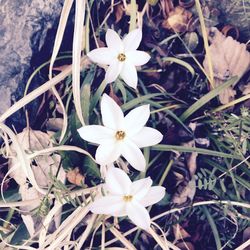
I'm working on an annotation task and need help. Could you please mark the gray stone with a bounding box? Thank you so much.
[0,0,64,127]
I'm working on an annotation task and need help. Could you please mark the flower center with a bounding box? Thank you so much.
[117,53,126,62]
[123,195,133,202]
[115,131,126,140]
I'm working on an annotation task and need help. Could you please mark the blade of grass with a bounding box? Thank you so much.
[109,226,136,250]
[175,31,212,83]
[212,93,250,112]
[162,57,195,77]
[48,0,74,143]
[194,0,214,88]
[152,144,242,160]
[72,0,86,126]
[202,207,222,250]
[0,57,88,124]
[129,0,137,31]
[49,0,74,80]
[180,76,238,121]
[121,93,164,111]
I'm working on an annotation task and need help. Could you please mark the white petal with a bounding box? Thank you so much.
[105,167,132,195]
[101,94,124,130]
[106,29,123,52]
[90,195,126,216]
[126,51,150,66]
[131,127,163,148]
[126,200,151,230]
[124,105,150,136]
[121,139,146,171]
[95,139,121,165]
[87,48,116,65]
[105,60,123,84]
[139,186,165,207]
[131,177,152,201]
[77,125,114,144]
[120,61,138,88]
[123,29,142,51]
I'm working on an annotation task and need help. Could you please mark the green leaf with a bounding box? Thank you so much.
[121,93,164,111]
[180,76,238,121]
[152,144,242,159]
[82,156,100,178]
[162,57,195,77]
[81,70,94,124]
[10,223,29,245]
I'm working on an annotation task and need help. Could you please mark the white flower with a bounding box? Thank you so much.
[87,29,150,89]
[90,167,165,230]
[77,94,163,171]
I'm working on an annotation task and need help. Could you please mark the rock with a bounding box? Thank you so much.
[0,0,65,129]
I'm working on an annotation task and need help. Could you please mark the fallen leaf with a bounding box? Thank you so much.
[203,27,250,104]
[8,128,66,236]
[66,167,85,186]
[172,177,196,205]
[162,7,192,32]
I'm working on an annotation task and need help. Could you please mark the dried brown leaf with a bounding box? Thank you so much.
[115,3,125,23]
[162,7,192,32]
[66,167,85,186]
[203,28,250,104]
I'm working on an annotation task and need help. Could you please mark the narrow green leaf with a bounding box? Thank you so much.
[152,144,242,159]
[202,207,222,250]
[180,76,238,121]
[121,93,164,111]
[162,57,195,77]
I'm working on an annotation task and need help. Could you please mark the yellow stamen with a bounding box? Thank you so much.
[123,195,133,202]
[117,53,126,62]
[115,131,126,140]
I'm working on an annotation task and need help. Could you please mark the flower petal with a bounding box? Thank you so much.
[131,127,163,148]
[105,60,123,84]
[120,61,138,88]
[90,195,126,216]
[126,200,151,230]
[106,29,123,52]
[139,186,165,207]
[77,125,114,144]
[123,29,142,51]
[121,139,146,171]
[126,51,150,66]
[124,105,150,136]
[101,94,124,130]
[95,139,121,166]
[87,48,116,65]
[105,167,132,195]
[131,177,152,201]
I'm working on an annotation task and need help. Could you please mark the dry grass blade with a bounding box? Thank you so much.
[109,226,136,250]
[235,239,250,250]
[195,0,214,88]
[78,214,97,248]
[0,57,87,123]
[48,0,74,143]
[72,0,86,126]
[42,203,90,249]
[129,0,137,31]
[49,0,74,80]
